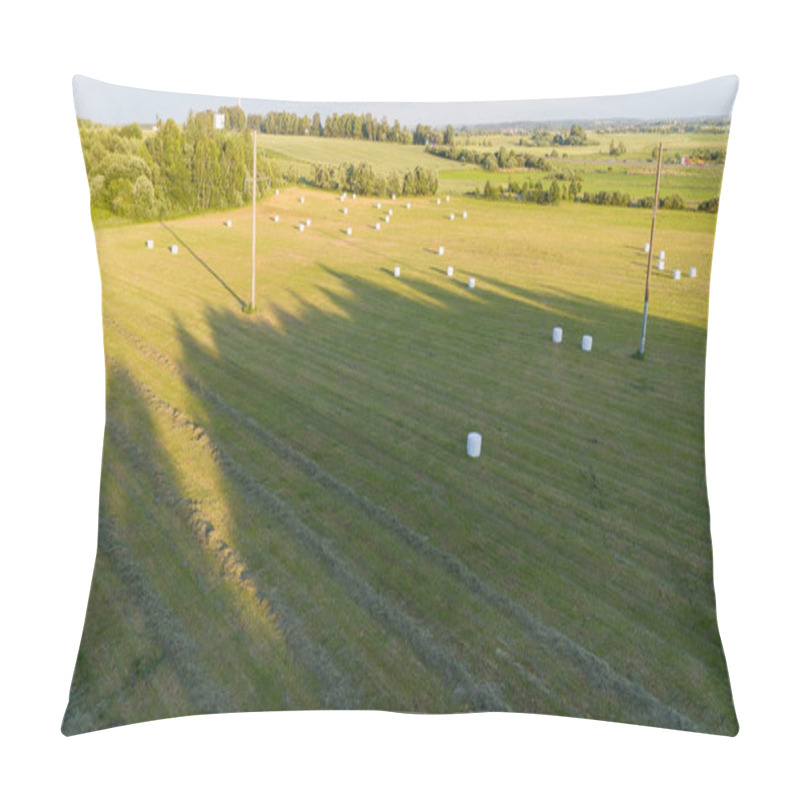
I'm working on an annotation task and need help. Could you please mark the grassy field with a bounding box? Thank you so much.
[440,163,724,204]
[64,150,737,735]
[453,129,729,160]
[262,133,468,179]
[263,130,726,207]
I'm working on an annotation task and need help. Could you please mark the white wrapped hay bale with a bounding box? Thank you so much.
[462,211,467,219]
[438,246,445,256]
[581,334,593,352]
[644,243,650,253]
[552,326,563,344]
[376,222,381,230]
[393,266,401,277]
[466,432,482,458]
[673,269,681,280]
[346,227,352,236]
[450,213,455,220]
[468,277,476,289]
[169,244,178,254]
[298,223,305,232]
[446,265,454,277]
[146,240,154,249]
[689,267,697,278]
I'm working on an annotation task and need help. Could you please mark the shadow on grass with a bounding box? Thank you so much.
[68,231,738,735]
[160,222,246,310]
[62,366,234,735]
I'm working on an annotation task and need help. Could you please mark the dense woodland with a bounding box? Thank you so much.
[78,113,284,220]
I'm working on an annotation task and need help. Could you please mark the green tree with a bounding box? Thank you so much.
[568,123,587,144]
[483,153,499,171]
[698,197,720,213]
[660,193,685,210]
[403,165,438,195]
[219,134,247,205]
[131,175,155,218]
[119,123,143,140]
[218,105,246,132]
[147,119,192,213]
[192,135,222,209]
[484,180,500,200]
[386,170,402,196]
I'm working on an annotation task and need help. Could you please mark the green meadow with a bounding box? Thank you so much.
[259,129,726,208]
[262,133,455,177]
[64,130,736,735]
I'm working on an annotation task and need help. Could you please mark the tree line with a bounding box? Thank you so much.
[78,115,289,220]
[242,109,420,143]
[526,124,590,147]
[310,162,438,196]
[426,144,553,172]
[475,178,716,212]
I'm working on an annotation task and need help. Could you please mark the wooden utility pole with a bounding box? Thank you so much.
[250,128,257,311]
[638,141,664,357]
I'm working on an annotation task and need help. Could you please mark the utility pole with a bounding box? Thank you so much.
[250,127,257,311]
[638,141,664,357]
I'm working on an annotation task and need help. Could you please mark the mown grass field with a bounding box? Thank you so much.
[453,129,729,160]
[261,130,726,208]
[262,133,466,179]
[441,163,724,205]
[64,140,737,735]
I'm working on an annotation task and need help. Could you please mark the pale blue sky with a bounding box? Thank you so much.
[73,74,738,128]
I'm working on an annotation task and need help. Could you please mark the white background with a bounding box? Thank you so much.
[2,2,797,797]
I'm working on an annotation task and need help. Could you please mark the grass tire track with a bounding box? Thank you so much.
[106,316,699,729]
[107,355,507,711]
[104,371,358,709]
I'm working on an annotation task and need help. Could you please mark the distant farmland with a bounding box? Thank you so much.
[64,127,736,735]
[261,133,463,177]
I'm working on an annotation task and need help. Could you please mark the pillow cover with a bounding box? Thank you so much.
[63,74,738,736]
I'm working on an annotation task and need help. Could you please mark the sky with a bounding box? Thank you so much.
[73,73,738,128]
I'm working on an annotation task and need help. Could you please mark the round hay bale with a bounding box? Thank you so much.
[466,432,482,458]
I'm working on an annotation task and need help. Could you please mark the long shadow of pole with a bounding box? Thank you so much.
[160,221,246,310]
